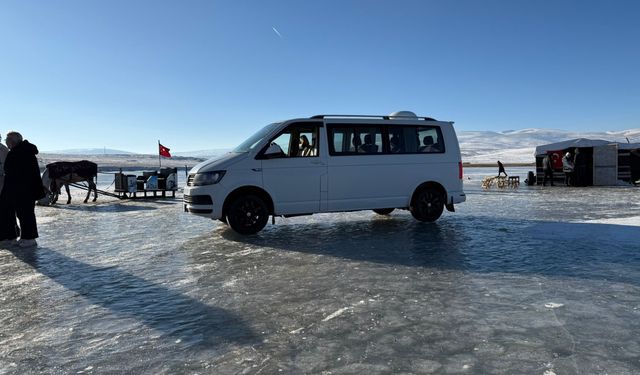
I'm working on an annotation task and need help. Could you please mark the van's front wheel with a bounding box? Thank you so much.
[410,187,444,222]
[226,195,269,234]
[373,208,394,215]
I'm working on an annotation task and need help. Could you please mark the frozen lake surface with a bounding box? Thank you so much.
[1,168,639,374]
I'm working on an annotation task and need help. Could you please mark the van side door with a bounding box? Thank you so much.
[258,121,327,215]
[325,123,397,211]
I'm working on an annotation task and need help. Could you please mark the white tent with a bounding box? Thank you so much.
[534,138,640,156]
[534,138,611,156]
[534,138,640,185]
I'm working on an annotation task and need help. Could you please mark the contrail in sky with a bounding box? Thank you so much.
[272,27,282,39]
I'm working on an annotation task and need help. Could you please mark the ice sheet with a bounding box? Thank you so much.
[1,168,639,374]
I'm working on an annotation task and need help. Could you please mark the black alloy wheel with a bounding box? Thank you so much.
[226,195,269,234]
[410,187,445,222]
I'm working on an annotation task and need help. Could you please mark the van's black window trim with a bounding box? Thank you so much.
[327,123,446,156]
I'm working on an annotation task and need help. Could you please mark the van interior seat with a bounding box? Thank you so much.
[420,136,435,152]
[359,134,379,153]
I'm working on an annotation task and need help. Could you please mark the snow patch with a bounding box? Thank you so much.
[544,303,564,309]
[322,307,351,322]
[322,300,366,322]
[223,279,237,288]
[226,248,264,257]
[584,216,640,227]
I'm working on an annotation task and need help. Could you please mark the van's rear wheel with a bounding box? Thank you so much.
[373,208,394,215]
[226,195,269,234]
[410,187,444,222]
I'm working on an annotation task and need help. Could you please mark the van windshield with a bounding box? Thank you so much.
[232,122,281,153]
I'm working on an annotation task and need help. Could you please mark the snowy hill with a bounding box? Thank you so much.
[37,153,206,171]
[38,128,640,167]
[458,128,640,164]
[44,148,135,155]
[173,149,232,158]
[176,129,640,164]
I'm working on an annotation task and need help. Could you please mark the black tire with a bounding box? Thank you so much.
[226,194,269,235]
[373,208,394,215]
[410,187,445,222]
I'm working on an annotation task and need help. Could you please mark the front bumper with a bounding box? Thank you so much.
[183,186,222,219]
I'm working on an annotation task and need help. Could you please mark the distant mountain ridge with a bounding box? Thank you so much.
[44,148,136,155]
[173,149,232,158]
[458,128,640,164]
[42,128,640,165]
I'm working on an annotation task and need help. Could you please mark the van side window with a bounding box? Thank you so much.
[262,122,319,158]
[329,125,384,155]
[417,127,443,153]
[386,126,445,154]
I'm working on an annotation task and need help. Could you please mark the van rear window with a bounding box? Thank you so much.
[388,126,445,154]
[328,124,444,155]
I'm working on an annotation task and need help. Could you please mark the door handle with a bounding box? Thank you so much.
[310,160,325,165]
[252,168,262,172]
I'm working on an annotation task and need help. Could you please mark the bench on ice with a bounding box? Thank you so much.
[482,176,520,190]
[114,168,178,199]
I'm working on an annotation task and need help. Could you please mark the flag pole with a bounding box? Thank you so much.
[158,140,161,169]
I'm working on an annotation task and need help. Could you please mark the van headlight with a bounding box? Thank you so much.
[193,171,226,186]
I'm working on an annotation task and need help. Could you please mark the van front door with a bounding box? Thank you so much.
[259,122,327,215]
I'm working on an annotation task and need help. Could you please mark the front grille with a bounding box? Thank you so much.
[187,174,196,186]
[183,194,212,205]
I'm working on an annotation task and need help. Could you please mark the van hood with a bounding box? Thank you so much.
[190,152,246,173]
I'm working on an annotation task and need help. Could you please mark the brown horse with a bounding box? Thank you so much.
[41,161,98,204]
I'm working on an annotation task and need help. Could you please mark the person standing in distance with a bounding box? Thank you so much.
[3,132,45,248]
[497,160,508,177]
[562,152,575,186]
[542,153,555,186]
[0,133,16,247]
[574,148,587,187]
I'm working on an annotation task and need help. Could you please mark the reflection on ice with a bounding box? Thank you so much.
[219,214,640,285]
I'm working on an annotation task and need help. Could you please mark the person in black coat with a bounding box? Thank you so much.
[3,132,45,247]
[574,148,587,187]
[497,160,508,177]
[0,133,14,243]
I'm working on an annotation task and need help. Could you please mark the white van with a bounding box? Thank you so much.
[184,111,466,234]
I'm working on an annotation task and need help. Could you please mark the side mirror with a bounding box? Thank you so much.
[265,143,282,155]
[262,143,285,159]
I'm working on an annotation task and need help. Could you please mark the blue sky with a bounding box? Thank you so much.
[1,0,639,153]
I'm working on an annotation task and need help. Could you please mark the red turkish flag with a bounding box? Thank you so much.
[159,143,172,158]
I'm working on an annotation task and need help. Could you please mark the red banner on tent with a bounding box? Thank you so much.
[548,150,563,169]
[159,143,172,158]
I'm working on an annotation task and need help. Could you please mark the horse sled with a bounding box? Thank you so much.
[40,161,179,205]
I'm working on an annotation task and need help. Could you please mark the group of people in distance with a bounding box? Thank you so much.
[542,148,587,187]
[0,132,44,248]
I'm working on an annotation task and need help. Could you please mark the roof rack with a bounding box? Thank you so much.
[310,114,437,121]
